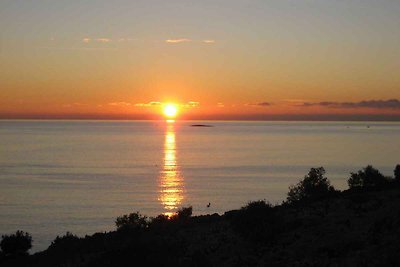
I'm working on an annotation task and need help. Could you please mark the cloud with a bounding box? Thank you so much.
[246,102,272,107]
[96,38,111,43]
[165,39,215,44]
[108,102,132,106]
[83,38,111,43]
[300,99,400,109]
[182,101,199,108]
[217,103,225,108]
[283,99,307,103]
[41,46,117,51]
[134,102,162,107]
[134,101,199,108]
[165,38,192,43]
[203,40,216,44]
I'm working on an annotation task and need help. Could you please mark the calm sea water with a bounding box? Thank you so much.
[1,120,399,251]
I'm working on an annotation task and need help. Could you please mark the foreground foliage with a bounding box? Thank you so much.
[348,165,391,188]
[0,231,32,256]
[3,165,400,266]
[287,167,337,203]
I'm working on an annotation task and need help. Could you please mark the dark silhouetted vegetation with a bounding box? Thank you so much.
[149,214,170,225]
[4,165,400,266]
[227,200,278,242]
[115,206,193,231]
[49,232,79,249]
[170,206,193,222]
[348,165,391,188]
[287,167,336,203]
[115,211,150,230]
[394,164,400,181]
[0,231,32,256]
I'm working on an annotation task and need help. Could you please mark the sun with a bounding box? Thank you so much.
[163,104,178,118]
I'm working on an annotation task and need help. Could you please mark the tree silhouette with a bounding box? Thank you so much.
[348,165,389,188]
[0,231,32,255]
[170,206,193,222]
[394,165,400,181]
[115,212,150,230]
[287,167,336,203]
[229,200,276,242]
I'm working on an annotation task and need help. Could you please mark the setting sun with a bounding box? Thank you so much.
[163,104,178,118]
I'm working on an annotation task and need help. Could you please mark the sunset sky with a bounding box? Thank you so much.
[1,0,400,120]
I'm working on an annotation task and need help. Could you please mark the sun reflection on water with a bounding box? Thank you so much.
[159,122,184,216]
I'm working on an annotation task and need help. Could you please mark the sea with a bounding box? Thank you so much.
[1,120,399,252]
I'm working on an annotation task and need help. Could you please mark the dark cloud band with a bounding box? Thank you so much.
[301,99,400,109]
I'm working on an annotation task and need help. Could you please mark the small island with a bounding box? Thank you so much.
[190,124,214,127]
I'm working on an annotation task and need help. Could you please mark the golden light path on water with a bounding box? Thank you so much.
[159,121,184,216]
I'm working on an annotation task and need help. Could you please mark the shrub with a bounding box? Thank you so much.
[242,200,272,211]
[170,206,193,222]
[115,212,150,230]
[287,167,336,203]
[0,231,32,255]
[394,165,400,181]
[230,200,276,241]
[49,232,79,249]
[150,214,170,225]
[348,165,390,188]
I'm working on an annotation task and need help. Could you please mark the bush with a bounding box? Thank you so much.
[394,165,400,181]
[115,212,150,230]
[150,214,170,226]
[170,206,193,222]
[242,200,272,211]
[230,200,276,241]
[287,167,336,203]
[348,165,390,188]
[0,231,32,255]
[49,232,79,249]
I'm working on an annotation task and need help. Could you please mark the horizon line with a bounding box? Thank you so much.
[1,113,400,122]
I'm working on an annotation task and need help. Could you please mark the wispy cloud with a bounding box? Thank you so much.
[283,99,307,104]
[182,101,200,107]
[217,103,225,108]
[83,38,111,43]
[246,102,272,107]
[165,38,216,44]
[134,101,162,107]
[203,40,216,44]
[96,38,111,43]
[41,46,117,51]
[108,102,132,106]
[300,99,400,109]
[165,38,192,44]
[134,101,200,108]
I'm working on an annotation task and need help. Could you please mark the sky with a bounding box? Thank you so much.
[1,0,400,120]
